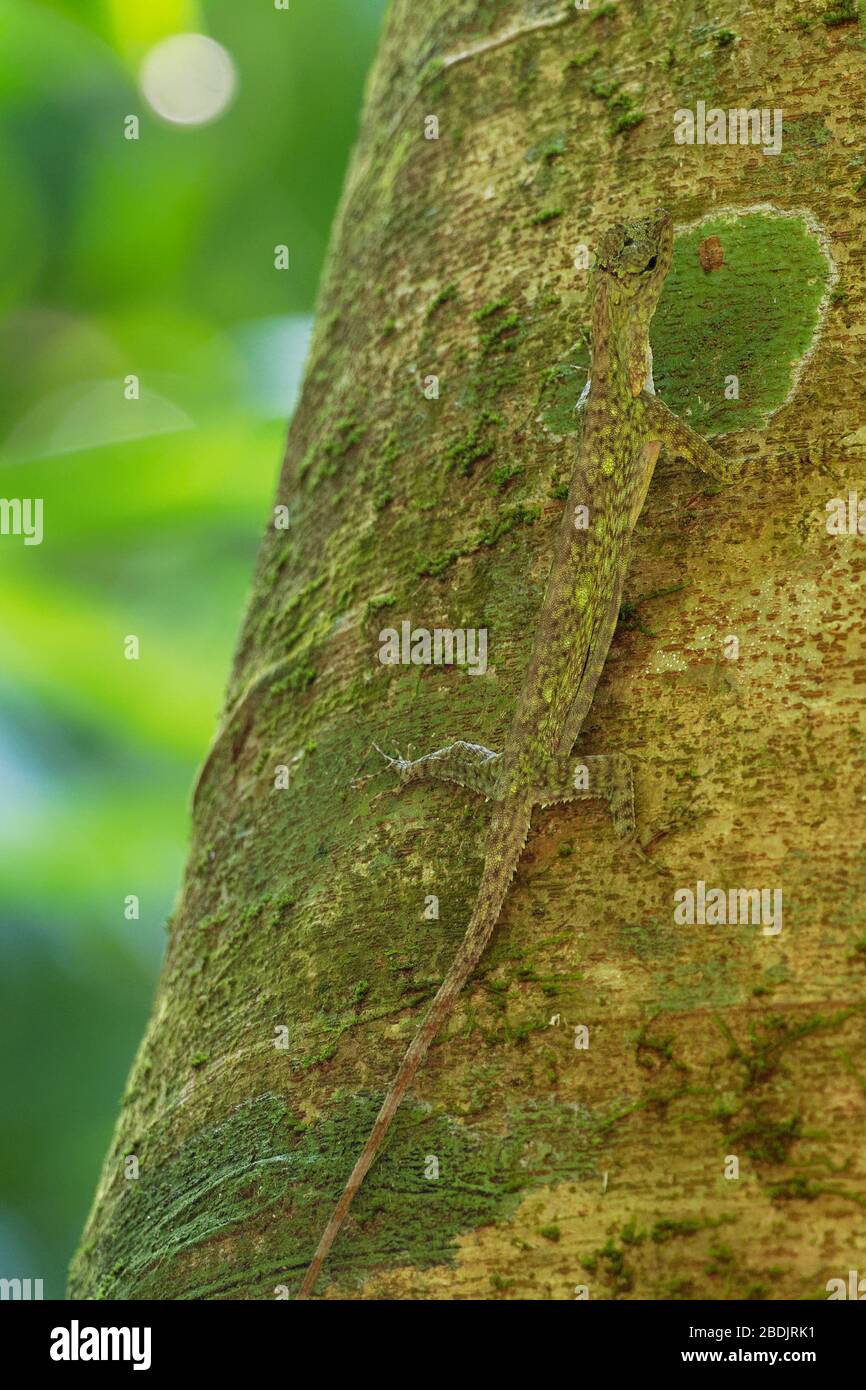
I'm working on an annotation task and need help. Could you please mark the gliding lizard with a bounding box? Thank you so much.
[298,209,739,1298]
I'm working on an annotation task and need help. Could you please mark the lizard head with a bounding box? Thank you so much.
[595,208,672,295]
[594,209,673,393]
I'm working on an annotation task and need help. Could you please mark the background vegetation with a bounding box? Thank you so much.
[0,0,384,1297]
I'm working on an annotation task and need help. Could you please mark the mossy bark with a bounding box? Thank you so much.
[71,0,866,1300]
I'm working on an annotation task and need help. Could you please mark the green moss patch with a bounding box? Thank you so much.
[71,1091,630,1299]
[651,208,834,435]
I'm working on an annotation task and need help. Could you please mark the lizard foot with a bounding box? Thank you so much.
[622,831,673,877]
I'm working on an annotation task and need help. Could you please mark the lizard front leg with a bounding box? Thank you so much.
[375,739,501,797]
[640,392,741,484]
[531,752,635,839]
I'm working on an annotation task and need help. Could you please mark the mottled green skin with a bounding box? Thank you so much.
[299,210,737,1297]
[503,212,676,787]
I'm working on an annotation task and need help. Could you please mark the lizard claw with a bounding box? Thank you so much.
[373,741,410,777]
[624,832,671,878]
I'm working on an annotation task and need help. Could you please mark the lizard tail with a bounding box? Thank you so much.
[296,797,532,1299]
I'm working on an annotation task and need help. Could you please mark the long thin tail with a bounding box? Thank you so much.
[296,798,531,1298]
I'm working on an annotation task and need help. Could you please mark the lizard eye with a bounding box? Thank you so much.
[645,255,658,271]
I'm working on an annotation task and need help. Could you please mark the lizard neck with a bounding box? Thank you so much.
[590,273,649,399]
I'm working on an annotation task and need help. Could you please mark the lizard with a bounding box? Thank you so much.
[297,208,740,1299]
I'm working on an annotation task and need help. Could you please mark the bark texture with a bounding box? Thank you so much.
[71,0,866,1300]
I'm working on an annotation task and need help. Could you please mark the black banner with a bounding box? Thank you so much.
[1,1298,861,1375]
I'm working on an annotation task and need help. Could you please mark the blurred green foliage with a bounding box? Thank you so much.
[0,0,385,1296]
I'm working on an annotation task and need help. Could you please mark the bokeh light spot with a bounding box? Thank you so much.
[139,33,237,127]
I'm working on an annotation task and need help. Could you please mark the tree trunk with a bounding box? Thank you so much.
[71,0,866,1301]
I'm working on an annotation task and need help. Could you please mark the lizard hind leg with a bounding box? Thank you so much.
[531,751,635,840]
[374,740,502,798]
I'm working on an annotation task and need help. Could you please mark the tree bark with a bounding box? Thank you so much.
[71,0,866,1300]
